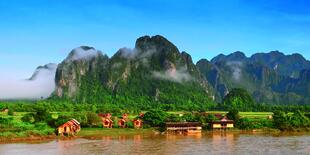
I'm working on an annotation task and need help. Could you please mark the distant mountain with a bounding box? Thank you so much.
[197,51,310,104]
[250,51,310,78]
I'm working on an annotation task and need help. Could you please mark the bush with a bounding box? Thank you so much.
[182,113,196,122]
[227,109,240,122]
[126,121,134,128]
[236,118,254,129]
[166,114,183,122]
[21,113,34,123]
[33,106,51,123]
[143,109,168,127]
[7,108,14,116]
[86,112,101,127]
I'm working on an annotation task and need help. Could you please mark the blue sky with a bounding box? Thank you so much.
[1,0,310,78]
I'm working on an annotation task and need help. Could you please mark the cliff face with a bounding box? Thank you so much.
[55,46,109,99]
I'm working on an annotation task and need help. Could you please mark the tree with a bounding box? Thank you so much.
[33,106,51,123]
[273,110,291,130]
[223,88,255,111]
[226,109,240,122]
[7,108,14,116]
[21,113,34,123]
[143,109,168,127]
[86,112,101,127]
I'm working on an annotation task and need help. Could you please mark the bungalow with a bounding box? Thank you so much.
[133,119,143,128]
[210,117,234,129]
[166,122,202,134]
[57,119,80,136]
[98,113,113,128]
[118,113,128,128]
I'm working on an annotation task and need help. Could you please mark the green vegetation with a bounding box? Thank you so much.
[273,110,310,131]
[0,86,309,141]
[222,88,255,111]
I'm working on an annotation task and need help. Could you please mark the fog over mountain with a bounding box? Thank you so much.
[0,63,57,99]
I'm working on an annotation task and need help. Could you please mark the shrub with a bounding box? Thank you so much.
[86,112,101,127]
[143,109,168,127]
[21,113,34,123]
[126,121,134,128]
[7,108,14,116]
[227,109,240,122]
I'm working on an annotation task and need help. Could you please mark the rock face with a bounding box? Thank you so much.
[55,46,109,99]
[197,51,310,104]
[53,35,214,104]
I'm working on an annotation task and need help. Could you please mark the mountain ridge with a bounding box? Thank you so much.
[14,35,310,105]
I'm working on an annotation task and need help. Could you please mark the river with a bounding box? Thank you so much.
[0,132,309,155]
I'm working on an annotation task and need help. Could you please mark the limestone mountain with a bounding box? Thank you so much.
[197,51,310,105]
[53,35,214,107]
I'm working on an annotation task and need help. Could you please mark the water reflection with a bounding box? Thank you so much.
[0,132,309,155]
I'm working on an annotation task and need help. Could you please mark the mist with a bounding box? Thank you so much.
[66,47,101,61]
[153,67,193,83]
[118,47,157,59]
[226,61,242,81]
[0,63,57,100]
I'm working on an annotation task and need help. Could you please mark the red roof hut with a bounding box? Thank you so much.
[133,119,143,128]
[57,119,81,136]
[98,113,113,128]
[118,113,128,128]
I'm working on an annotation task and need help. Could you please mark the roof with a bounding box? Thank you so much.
[165,122,201,127]
[58,119,81,128]
[98,113,112,118]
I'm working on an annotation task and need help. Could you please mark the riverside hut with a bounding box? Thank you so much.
[166,122,202,134]
[57,119,80,136]
[118,113,129,128]
[99,113,113,128]
[210,117,234,129]
[133,119,143,128]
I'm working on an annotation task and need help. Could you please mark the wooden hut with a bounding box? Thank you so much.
[210,117,234,129]
[133,119,143,128]
[98,113,113,128]
[57,119,80,136]
[118,113,128,128]
[166,122,202,134]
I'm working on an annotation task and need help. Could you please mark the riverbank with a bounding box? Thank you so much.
[1,127,310,144]
[0,128,159,144]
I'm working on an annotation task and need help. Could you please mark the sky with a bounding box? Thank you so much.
[1,0,310,79]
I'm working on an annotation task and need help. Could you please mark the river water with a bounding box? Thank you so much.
[0,132,309,155]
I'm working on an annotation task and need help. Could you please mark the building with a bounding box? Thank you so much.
[118,113,129,128]
[166,122,202,134]
[98,113,113,128]
[133,119,143,128]
[210,117,234,129]
[57,119,81,136]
